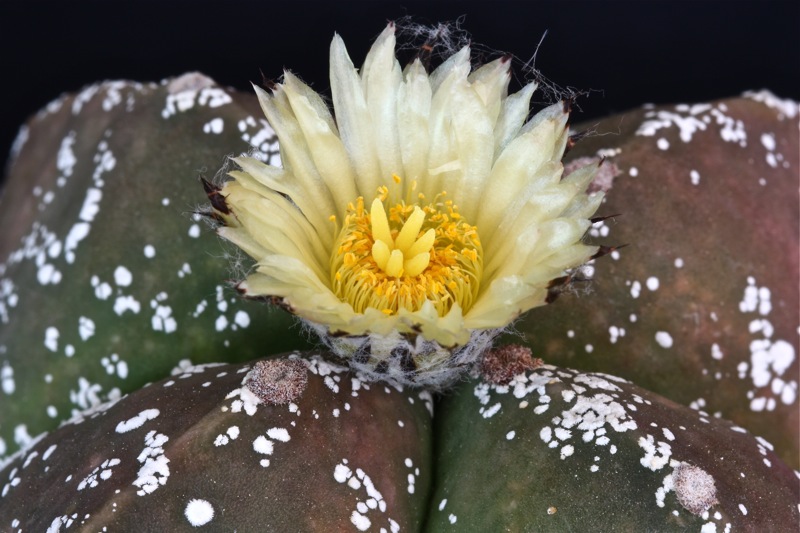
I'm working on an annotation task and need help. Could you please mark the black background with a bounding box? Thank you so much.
[1,0,798,174]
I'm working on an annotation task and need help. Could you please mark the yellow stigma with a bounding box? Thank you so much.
[330,186,483,316]
[370,199,435,278]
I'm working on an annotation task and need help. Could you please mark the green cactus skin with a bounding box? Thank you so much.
[0,75,311,459]
[0,354,433,531]
[428,364,800,531]
[516,93,800,468]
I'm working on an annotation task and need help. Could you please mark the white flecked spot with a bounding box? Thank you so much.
[334,464,352,483]
[657,138,669,150]
[114,266,132,287]
[267,427,290,442]
[78,316,95,341]
[646,277,659,291]
[506,430,516,440]
[760,132,775,151]
[185,498,214,527]
[144,245,156,258]
[655,331,673,349]
[116,409,160,433]
[711,344,723,360]
[44,327,59,352]
[1,363,14,395]
[253,436,273,455]
[64,223,90,264]
[350,511,370,530]
[630,281,641,299]
[202,118,224,135]
[95,282,112,300]
[234,310,250,328]
[114,295,141,316]
[188,224,201,238]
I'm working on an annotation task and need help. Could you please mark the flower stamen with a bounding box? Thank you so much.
[331,188,483,316]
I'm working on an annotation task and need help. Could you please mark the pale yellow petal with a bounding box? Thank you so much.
[429,46,471,92]
[467,56,511,127]
[476,112,565,241]
[224,191,329,281]
[361,24,403,182]
[425,57,470,197]
[282,72,358,214]
[216,226,269,262]
[252,84,336,242]
[440,81,495,222]
[396,59,432,195]
[330,33,382,197]
[465,276,546,329]
[493,82,537,156]
[224,173,330,262]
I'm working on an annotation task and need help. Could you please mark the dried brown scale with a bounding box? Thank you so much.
[479,344,543,385]
[244,358,309,405]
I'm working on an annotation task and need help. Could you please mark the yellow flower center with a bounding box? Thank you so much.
[331,185,483,316]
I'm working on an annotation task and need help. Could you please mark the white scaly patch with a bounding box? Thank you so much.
[133,430,170,496]
[332,458,399,532]
[733,277,797,412]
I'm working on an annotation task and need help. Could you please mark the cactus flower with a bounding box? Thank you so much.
[209,23,603,386]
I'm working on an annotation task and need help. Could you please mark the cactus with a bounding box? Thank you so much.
[1,23,798,530]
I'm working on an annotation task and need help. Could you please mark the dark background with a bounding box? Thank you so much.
[1,0,798,174]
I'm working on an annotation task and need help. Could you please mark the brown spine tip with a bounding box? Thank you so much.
[200,176,231,215]
[590,213,622,224]
[545,275,571,304]
[257,70,277,92]
[590,244,628,261]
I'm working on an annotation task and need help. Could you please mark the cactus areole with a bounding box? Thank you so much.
[207,23,603,387]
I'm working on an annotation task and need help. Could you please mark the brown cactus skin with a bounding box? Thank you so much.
[0,354,433,531]
[516,94,800,468]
